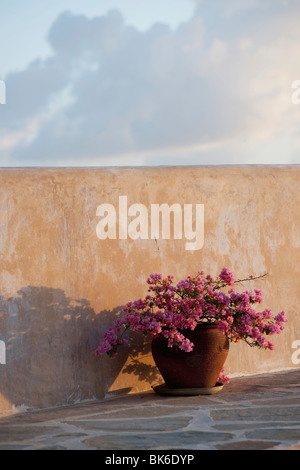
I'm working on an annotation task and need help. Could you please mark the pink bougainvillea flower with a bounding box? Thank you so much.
[95,268,287,383]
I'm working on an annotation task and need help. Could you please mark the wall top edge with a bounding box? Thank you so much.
[0,164,300,171]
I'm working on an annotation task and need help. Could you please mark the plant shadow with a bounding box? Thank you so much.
[122,332,161,385]
[0,285,160,411]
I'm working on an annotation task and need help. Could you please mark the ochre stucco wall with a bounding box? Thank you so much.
[0,166,299,414]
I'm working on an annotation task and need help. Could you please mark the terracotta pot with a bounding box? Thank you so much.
[151,324,229,389]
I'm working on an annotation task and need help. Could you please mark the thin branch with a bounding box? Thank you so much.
[234,273,268,285]
[212,273,268,291]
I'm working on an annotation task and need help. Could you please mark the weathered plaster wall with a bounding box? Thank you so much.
[0,166,299,414]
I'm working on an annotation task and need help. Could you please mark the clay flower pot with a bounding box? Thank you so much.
[151,324,229,389]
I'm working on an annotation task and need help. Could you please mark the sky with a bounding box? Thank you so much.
[0,0,300,167]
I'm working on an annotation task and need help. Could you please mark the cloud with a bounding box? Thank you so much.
[1,2,300,166]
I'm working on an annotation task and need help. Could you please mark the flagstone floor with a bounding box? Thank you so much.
[0,369,299,450]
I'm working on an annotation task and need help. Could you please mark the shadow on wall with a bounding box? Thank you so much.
[0,286,160,411]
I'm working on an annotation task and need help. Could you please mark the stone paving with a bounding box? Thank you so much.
[0,369,299,450]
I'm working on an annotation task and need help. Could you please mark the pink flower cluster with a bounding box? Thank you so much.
[219,267,235,286]
[95,268,287,382]
[218,367,230,385]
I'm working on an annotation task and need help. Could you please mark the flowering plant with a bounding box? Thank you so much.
[95,268,287,382]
